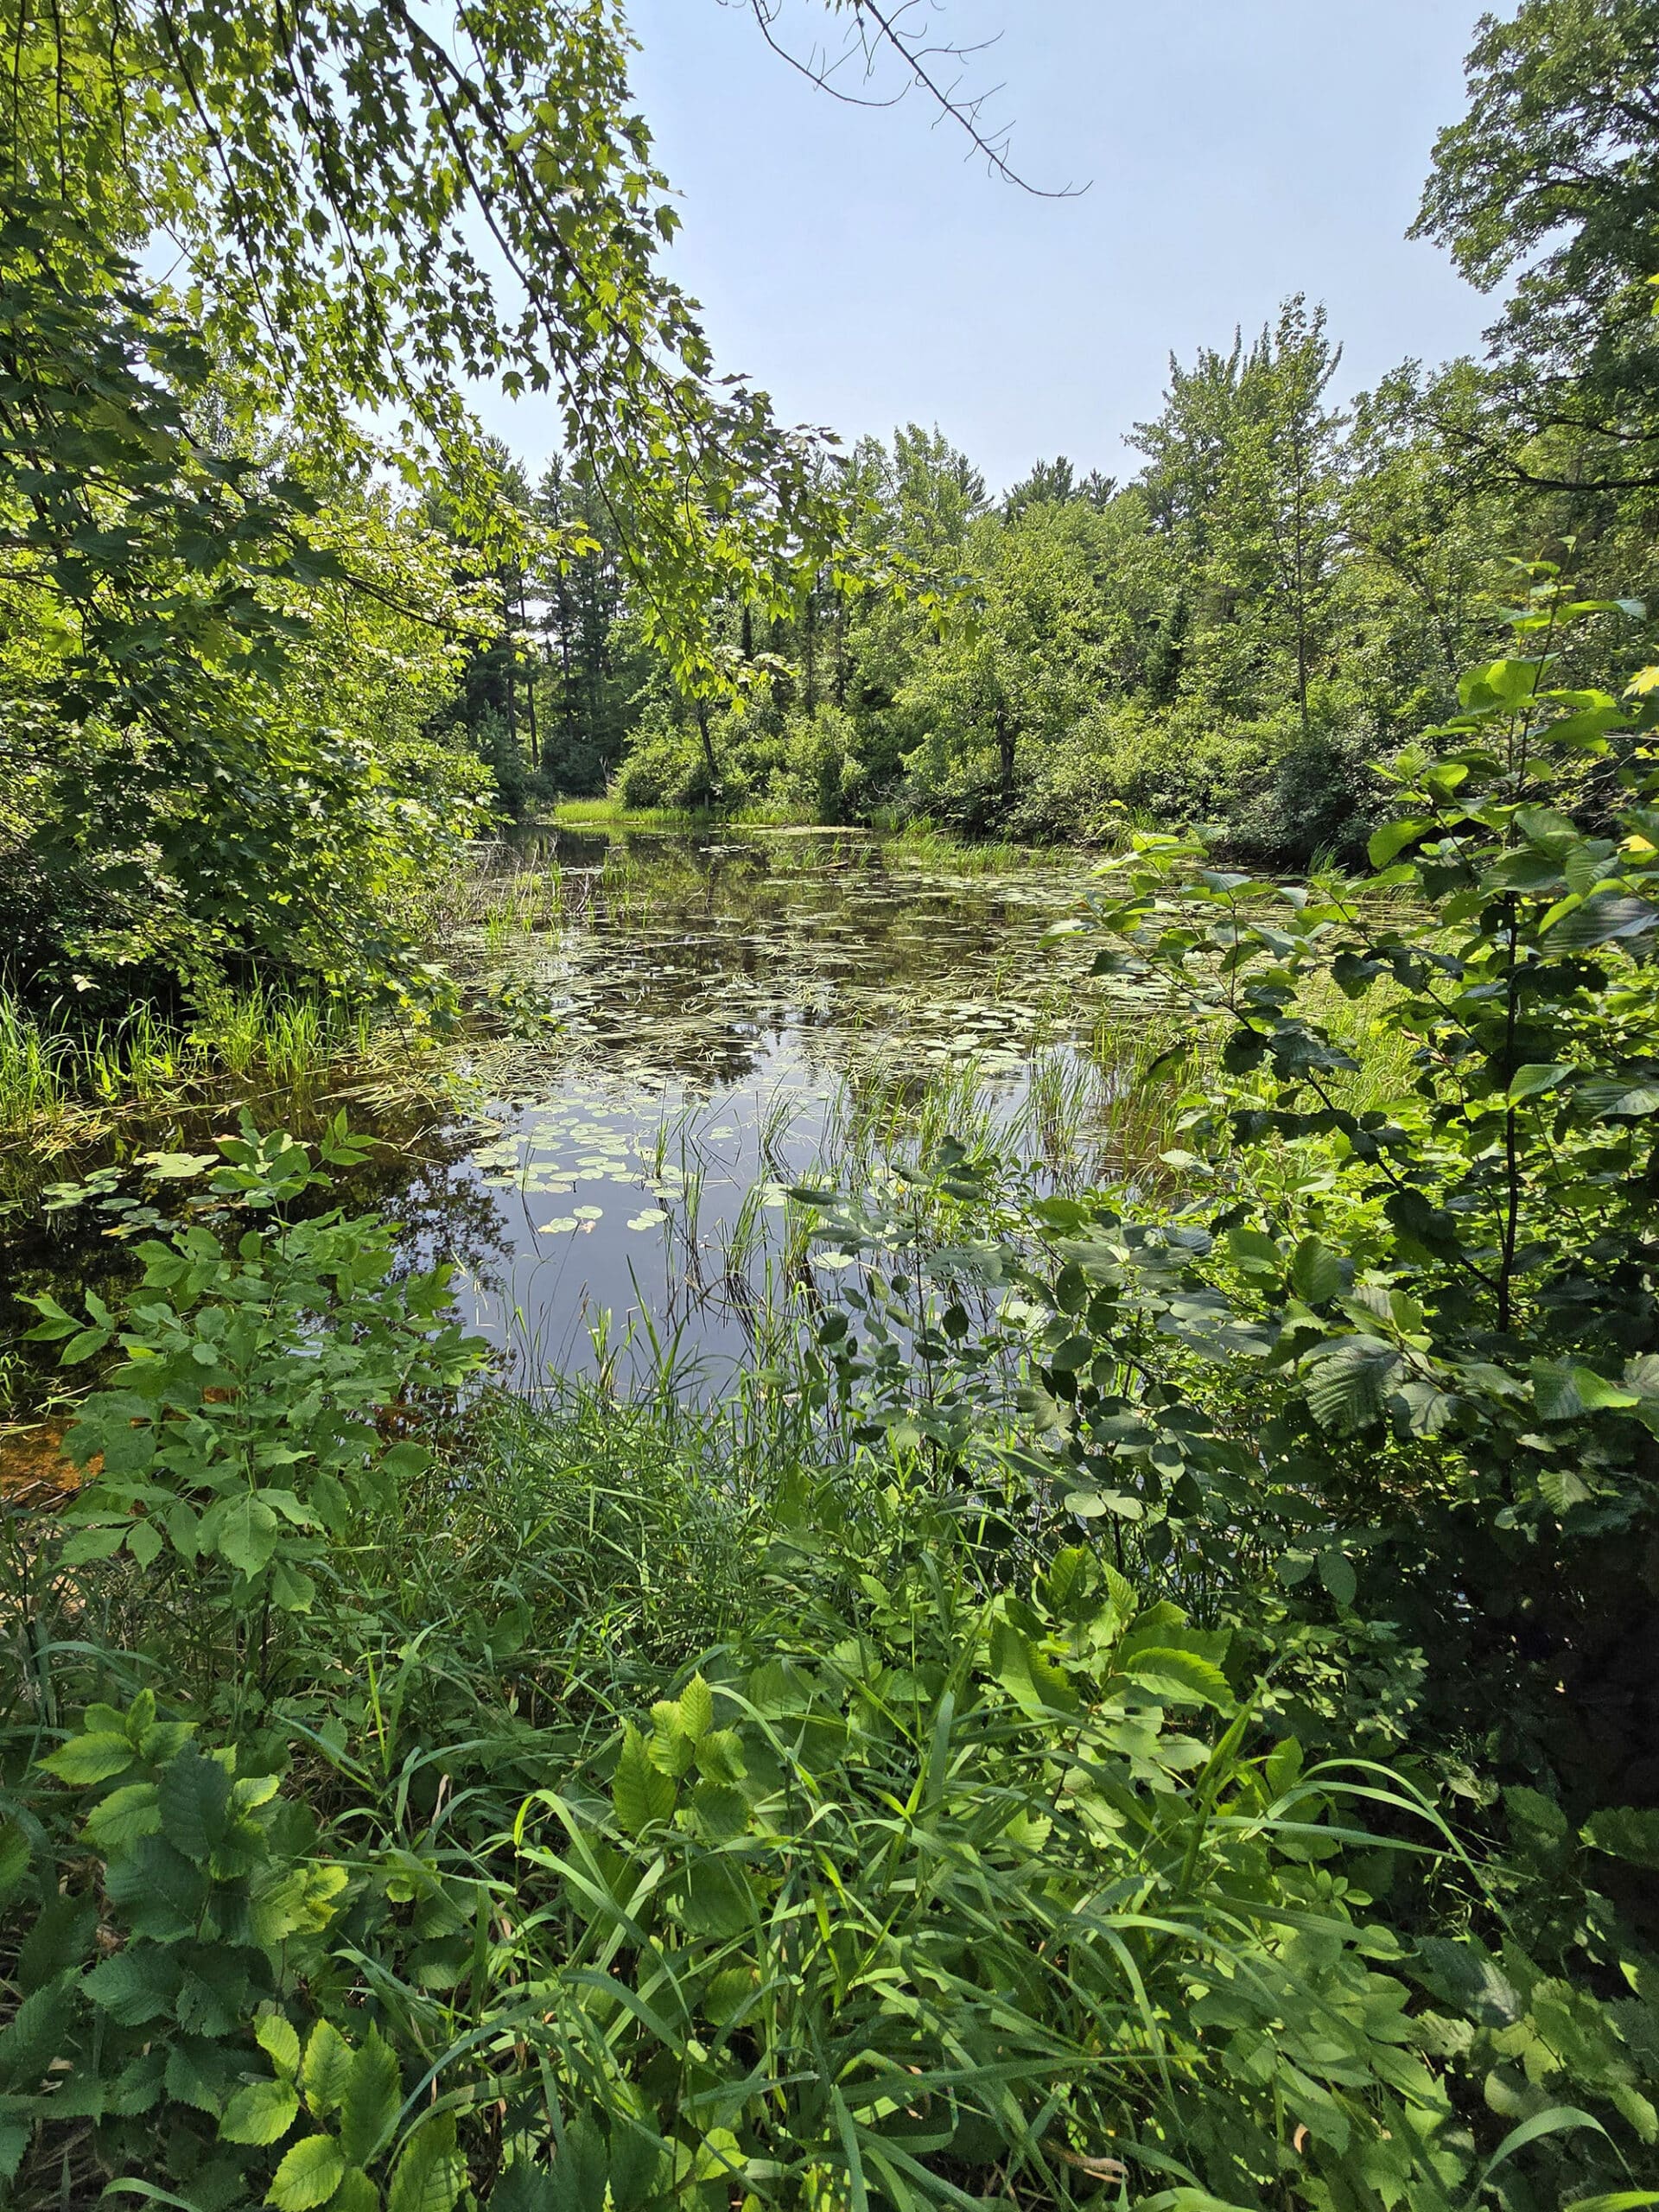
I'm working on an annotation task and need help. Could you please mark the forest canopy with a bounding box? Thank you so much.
[6,8,1659,2212]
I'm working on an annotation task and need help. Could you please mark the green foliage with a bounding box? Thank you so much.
[1414,0,1659,472]
[22,1114,483,1643]
[1,0,846,679]
[0,200,489,1008]
[1,1690,351,2209]
[790,587,1659,2199]
[512,1534,1484,2212]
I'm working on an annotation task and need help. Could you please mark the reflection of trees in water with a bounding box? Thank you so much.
[465,831,1084,1090]
[351,1128,515,1296]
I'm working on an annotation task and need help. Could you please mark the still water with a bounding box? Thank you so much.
[390,827,1146,1393]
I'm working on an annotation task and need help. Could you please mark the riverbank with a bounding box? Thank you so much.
[544,798,1060,873]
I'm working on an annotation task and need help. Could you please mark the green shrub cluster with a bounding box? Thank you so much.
[7,594,1659,2210]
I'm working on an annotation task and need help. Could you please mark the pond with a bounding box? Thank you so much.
[391,827,1164,1394]
[2,827,1174,1411]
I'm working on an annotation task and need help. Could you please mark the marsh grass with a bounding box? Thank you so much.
[549,798,707,831]
[873,817,1054,872]
[0,984,420,1160]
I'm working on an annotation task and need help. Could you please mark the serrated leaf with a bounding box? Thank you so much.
[257,2012,302,2079]
[612,1723,676,1834]
[0,1816,29,1909]
[331,2173,379,2212]
[269,2132,346,2211]
[337,2025,400,2167]
[302,2019,353,2119]
[104,1835,204,1941]
[1538,1465,1592,1513]
[41,1731,137,1786]
[1506,1061,1572,1103]
[677,1674,714,1741]
[1302,1337,1402,1433]
[84,1782,162,1855]
[17,1891,95,1993]
[690,1780,749,1841]
[85,1945,181,2025]
[1117,1645,1233,1709]
[1547,891,1659,948]
[158,1745,233,1862]
[988,1618,1078,1715]
[675,1855,753,1941]
[1290,1236,1345,1305]
[1583,1805,1659,1870]
[222,2076,302,2147]
[0,1979,76,2093]
[387,2113,467,2212]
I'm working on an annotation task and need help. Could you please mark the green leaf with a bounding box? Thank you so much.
[690,1780,749,1841]
[302,2021,354,2120]
[1576,1077,1659,1117]
[1506,1061,1572,1103]
[1224,1226,1281,1278]
[84,1783,163,1854]
[219,1494,282,1578]
[612,1723,676,1834]
[0,2121,28,2183]
[1302,1338,1402,1433]
[676,1856,753,1941]
[1368,817,1434,868]
[988,1618,1079,1715]
[337,2026,400,2168]
[41,1731,137,1786]
[220,2078,302,2147]
[1479,2106,1609,2183]
[1582,1806,1659,1870]
[1118,1647,1233,1709]
[257,2012,303,2080]
[1290,1236,1345,1305]
[268,2133,347,2211]
[1538,1465,1592,1514]
[1317,1550,1357,1608]
[0,1817,30,1910]
[387,2113,467,2212]
[1531,1361,1639,1421]
[1547,890,1659,948]
[158,1745,232,1863]
[85,1946,181,2026]
[677,1674,715,1741]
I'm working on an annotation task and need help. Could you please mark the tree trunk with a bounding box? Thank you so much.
[695,696,718,792]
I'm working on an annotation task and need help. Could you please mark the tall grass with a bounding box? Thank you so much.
[550,798,706,830]
[874,817,1056,872]
[0,983,400,1149]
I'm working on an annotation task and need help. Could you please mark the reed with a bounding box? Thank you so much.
[0,984,418,1154]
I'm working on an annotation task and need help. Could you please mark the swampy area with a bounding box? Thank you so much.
[7,1,1659,2205]
[7,767,1659,2212]
[3,827,1158,1408]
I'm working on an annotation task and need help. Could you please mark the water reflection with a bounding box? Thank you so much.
[385,828,1137,1394]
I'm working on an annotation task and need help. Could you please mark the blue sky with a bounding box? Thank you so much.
[480,0,1503,495]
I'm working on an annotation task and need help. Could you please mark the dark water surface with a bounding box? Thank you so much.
[414,828,1142,1390]
[4,830,1158,1403]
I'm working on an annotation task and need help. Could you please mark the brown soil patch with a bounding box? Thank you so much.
[0,1422,98,1509]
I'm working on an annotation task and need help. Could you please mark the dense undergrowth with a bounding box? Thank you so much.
[3,594,1659,2212]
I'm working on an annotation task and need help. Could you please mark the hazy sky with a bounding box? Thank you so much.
[479,0,1503,495]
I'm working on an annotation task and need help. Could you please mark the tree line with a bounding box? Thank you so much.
[435,0,1659,868]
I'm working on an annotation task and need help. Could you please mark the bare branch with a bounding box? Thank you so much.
[737,0,1086,198]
